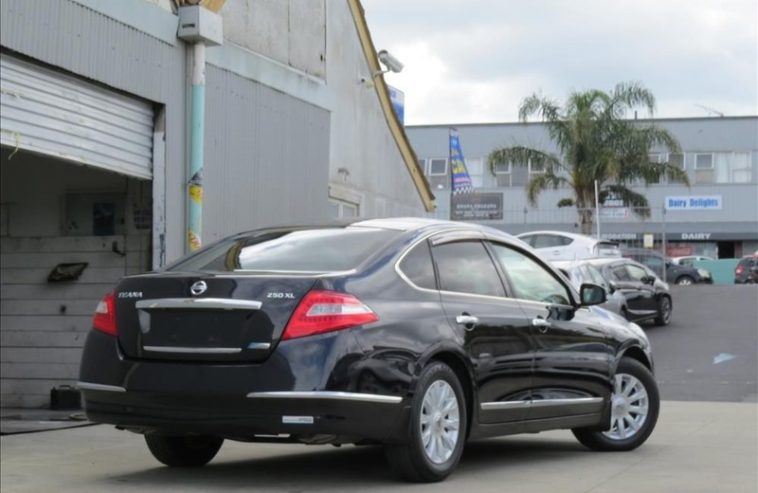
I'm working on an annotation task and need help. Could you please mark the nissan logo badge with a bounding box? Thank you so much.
[190,280,208,296]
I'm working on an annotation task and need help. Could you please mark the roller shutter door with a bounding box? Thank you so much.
[0,54,153,179]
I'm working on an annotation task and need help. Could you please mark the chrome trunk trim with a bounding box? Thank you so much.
[135,298,262,310]
[143,346,242,354]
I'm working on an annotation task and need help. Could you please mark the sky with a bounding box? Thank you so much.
[361,0,758,125]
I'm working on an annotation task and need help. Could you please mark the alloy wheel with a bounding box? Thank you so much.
[420,380,460,464]
[602,373,649,440]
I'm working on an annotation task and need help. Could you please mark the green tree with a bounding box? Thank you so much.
[488,82,689,234]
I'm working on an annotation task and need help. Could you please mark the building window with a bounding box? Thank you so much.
[715,152,752,183]
[528,159,543,174]
[668,153,685,170]
[493,161,512,187]
[694,153,714,184]
[427,158,448,176]
[422,158,448,190]
[328,199,359,218]
[466,158,484,188]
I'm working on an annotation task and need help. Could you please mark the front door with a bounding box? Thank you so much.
[486,242,613,421]
[430,235,534,424]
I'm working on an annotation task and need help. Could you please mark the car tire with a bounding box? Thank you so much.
[144,433,223,467]
[654,296,672,326]
[572,358,659,452]
[675,275,694,286]
[384,361,467,482]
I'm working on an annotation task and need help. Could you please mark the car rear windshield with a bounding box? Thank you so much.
[166,227,401,273]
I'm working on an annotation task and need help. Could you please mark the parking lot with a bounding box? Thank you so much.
[1,285,756,492]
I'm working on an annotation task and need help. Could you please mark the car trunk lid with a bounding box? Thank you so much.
[114,273,316,362]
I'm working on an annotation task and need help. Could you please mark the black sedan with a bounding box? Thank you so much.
[78,218,659,482]
[586,258,673,326]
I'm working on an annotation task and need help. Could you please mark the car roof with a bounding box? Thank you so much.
[516,230,610,242]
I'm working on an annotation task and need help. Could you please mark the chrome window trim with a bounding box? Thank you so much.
[77,382,126,393]
[135,298,263,311]
[246,391,403,404]
[481,397,602,411]
[143,346,243,354]
[394,228,579,307]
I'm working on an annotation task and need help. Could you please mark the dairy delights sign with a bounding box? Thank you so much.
[665,195,722,210]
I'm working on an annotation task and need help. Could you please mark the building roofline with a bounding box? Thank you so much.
[406,115,758,129]
[347,0,436,212]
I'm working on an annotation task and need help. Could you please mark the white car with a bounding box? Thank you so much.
[517,231,621,261]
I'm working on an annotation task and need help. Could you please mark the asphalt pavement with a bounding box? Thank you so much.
[645,285,757,402]
[1,285,756,492]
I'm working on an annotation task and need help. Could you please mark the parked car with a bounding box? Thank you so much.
[552,260,627,317]
[78,218,659,482]
[622,248,712,285]
[734,255,758,284]
[516,230,621,261]
[586,258,673,326]
[670,255,714,267]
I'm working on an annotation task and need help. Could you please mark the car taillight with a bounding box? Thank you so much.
[93,292,117,336]
[282,290,378,340]
[736,265,744,274]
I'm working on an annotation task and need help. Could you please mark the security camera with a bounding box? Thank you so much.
[377,50,404,73]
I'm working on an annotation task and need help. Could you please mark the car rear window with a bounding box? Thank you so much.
[166,227,401,273]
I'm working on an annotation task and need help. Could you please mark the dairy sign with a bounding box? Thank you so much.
[665,195,722,210]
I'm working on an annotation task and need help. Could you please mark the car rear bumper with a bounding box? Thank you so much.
[78,330,411,442]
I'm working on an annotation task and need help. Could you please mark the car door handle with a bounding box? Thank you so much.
[456,315,479,327]
[532,318,551,332]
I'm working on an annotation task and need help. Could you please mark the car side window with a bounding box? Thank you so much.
[533,234,569,248]
[489,243,572,305]
[518,234,535,246]
[611,265,632,281]
[626,264,649,281]
[432,241,505,297]
[585,264,610,290]
[398,240,437,290]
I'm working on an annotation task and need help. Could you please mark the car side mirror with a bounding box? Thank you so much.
[643,275,656,285]
[607,280,618,293]
[580,283,607,307]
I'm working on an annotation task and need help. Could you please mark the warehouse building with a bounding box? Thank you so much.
[407,116,758,258]
[0,0,433,407]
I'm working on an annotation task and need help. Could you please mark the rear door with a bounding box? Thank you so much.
[607,263,654,321]
[624,264,658,312]
[430,232,534,423]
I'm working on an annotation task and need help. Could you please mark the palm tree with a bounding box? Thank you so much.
[488,82,689,234]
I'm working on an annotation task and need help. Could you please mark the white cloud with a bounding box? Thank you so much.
[363,0,758,124]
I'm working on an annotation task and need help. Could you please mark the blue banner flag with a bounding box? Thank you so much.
[449,128,473,194]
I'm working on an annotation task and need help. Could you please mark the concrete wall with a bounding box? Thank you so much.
[222,0,326,79]
[324,1,426,218]
[0,149,149,407]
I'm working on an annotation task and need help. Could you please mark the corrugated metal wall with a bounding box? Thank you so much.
[203,64,330,241]
[0,0,187,261]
